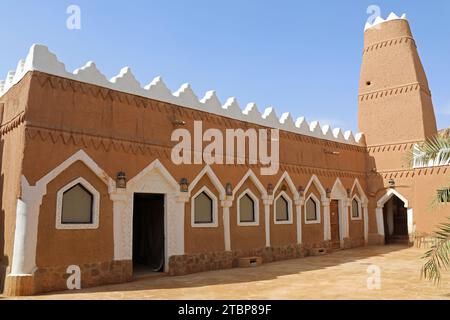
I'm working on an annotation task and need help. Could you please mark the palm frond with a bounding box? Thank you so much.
[427,185,450,212]
[421,218,450,284]
[410,135,450,167]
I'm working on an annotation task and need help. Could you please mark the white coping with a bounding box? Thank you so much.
[0,44,365,146]
[364,12,407,32]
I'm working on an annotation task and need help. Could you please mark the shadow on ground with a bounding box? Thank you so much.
[34,245,414,297]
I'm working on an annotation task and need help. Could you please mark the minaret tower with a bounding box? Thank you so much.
[358,13,437,147]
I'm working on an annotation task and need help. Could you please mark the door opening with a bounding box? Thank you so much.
[382,195,408,244]
[133,193,165,276]
[330,200,341,249]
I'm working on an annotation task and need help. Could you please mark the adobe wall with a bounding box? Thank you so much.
[0,74,29,293]
[3,71,371,294]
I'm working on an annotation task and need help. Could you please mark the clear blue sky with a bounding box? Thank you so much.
[1,0,449,132]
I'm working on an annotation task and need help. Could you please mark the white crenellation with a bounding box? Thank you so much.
[73,61,110,87]
[332,128,345,140]
[200,90,222,113]
[144,76,175,103]
[0,44,365,146]
[309,121,322,139]
[261,107,279,128]
[222,97,242,119]
[364,12,407,32]
[242,103,262,123]
[173,83,202,109]
[279,112,296,132]
[344,130,356,144]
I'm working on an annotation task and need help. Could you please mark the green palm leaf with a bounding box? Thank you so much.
[421,218,450,284]
[410,135,450,166]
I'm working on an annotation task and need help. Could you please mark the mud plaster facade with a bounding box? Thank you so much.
[0,13,448,295]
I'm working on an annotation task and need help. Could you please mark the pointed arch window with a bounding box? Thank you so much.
[237,189,259,226]
[191,186,218,227]
[351,196,362,220]
[305,194,321,224]
[274,192,293,224]
[56,177,100,229]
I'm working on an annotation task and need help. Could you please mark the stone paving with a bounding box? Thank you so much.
[3,245,450,300]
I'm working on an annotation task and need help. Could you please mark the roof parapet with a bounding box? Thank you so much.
[0,44,365,146]
[364,12,407,32]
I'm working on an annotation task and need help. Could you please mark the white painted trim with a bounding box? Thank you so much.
[111,159,185,271]
[36,150,114,197]
[11,150,113,276]
[363,203,369,243]
[127,159,179,191]
[264,200,271,247]
[232,169,267,198]
[222,206,231,251]
[191,186,219,228]
[55,177,100,230]
[323,199,331,240]
[296,202,302,244]
[237,189,260,227]
[304,175,327,201]
[273,171,299,202]
[0,45,365,146]
[375,207,385,236]
[351,179,368,204]
[188,165,226,200]
[377,189,409,208]
[304,193,321,224]
[407,208,414,236]
[273,191,293,224]
[350,195,363,221]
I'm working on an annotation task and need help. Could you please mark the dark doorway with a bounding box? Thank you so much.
[383,195,408,244]
[330,200,341,249]
[133,193,165,275]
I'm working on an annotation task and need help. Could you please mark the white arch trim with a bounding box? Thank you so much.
[111,158,185,268]
[232,169,267,199]
[56,177,101,230]
[12,150,114,276]
[304,175,327,200]
[191,186,219,228]
[274,191,293,225]
[273,171,299,201]
[351,179,368,204]
[304,193,321,224]
[330,178,347,200]
[237,188,260,227]
[375,189,413,239]
[188,165,226,200]
[350,195,363,221]
[377,189,409,208]
[127,158,179,191]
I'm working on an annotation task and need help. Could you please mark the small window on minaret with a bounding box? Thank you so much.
[366,81,372,86]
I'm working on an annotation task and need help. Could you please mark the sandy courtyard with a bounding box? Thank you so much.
[3,245,449,300]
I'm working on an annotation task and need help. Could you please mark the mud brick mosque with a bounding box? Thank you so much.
[0,12,448,295]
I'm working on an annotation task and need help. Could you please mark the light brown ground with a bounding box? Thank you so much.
[3,245,450,300]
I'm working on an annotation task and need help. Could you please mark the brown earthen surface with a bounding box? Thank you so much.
[4,245,449,300]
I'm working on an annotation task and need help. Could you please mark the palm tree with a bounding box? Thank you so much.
[412,134,450,283]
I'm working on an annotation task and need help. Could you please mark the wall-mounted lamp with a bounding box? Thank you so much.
[298,186,305,197]
[116,171,127,189]
[172,118,186,126]
[267,183,274,196]
[324,149,340,155]
[225,183,233,196]
[179,178,189,193]
[388,178,395,188]
[326,188,331,198]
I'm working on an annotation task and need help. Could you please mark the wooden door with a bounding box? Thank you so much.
[330,200,340,249]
